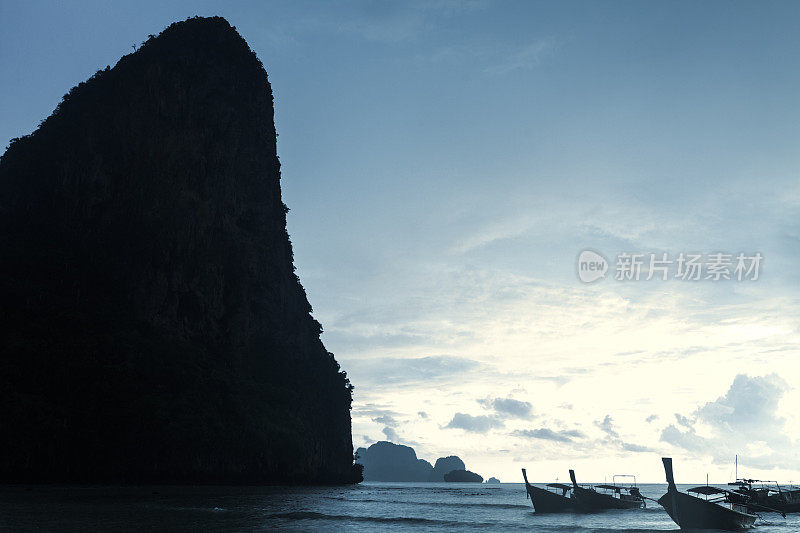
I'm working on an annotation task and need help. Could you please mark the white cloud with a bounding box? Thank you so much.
[445,413,504,433]
[661,374,797,468]
[339,258,800,480]
[512,428,585,442]
[478,397,533,418]
[596,415,620,439]
[372,414,399,427]
[346,355,480,387]
[382,426,400,442]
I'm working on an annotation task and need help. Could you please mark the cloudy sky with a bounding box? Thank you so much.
[2,1,799,482]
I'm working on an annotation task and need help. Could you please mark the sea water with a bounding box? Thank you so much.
[0,482,797,531]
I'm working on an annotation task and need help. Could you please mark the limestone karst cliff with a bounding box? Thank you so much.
[355,441,481,482]
[0,16,360,484]
[443,470,483,483]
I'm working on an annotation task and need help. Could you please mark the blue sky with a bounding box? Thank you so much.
[2,1,799,481]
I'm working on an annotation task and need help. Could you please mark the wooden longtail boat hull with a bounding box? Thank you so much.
[658,458,758,531]
[658,490,756,530]
[573,486,643,510]
[569,469,643,511]
[736,489,800,514]
[763,494,800,514]
[527,484,576,513]
[522,469,575,513]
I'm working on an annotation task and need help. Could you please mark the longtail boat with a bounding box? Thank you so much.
[657,457,758,530]
[568,469,645,510]
[521,468,575,513]
[723,459,800,515]
[726,479,799,514]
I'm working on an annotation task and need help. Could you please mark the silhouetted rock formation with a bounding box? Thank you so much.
[428,456,466,481]
[0,16,359,484]
[486,477,501,484]
[355,442,481,482]
[444,470,483,483]
[355,442,433,481]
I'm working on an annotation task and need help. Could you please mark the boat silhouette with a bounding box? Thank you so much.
[727,479,800,514]
[521,468,576,513]
[725,456,800,514]
[657,457,758,530]
[568,469,645,510]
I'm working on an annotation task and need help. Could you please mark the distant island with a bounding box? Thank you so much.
[430,456,467,482]
[486,477,501,484]
[444,470,483,483]
[355,441,483,482]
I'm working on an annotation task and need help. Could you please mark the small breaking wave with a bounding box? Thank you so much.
[265,511,499,527]
[324,496,529,510]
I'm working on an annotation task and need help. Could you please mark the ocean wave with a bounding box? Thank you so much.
[265,511,499,527]
[264,511,674,531]
[533,524,668,533]
[325,496,530,509]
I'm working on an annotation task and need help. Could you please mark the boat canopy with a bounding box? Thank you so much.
[546,483,573,491]
[688,486,727,496]
[595,484,623,491]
